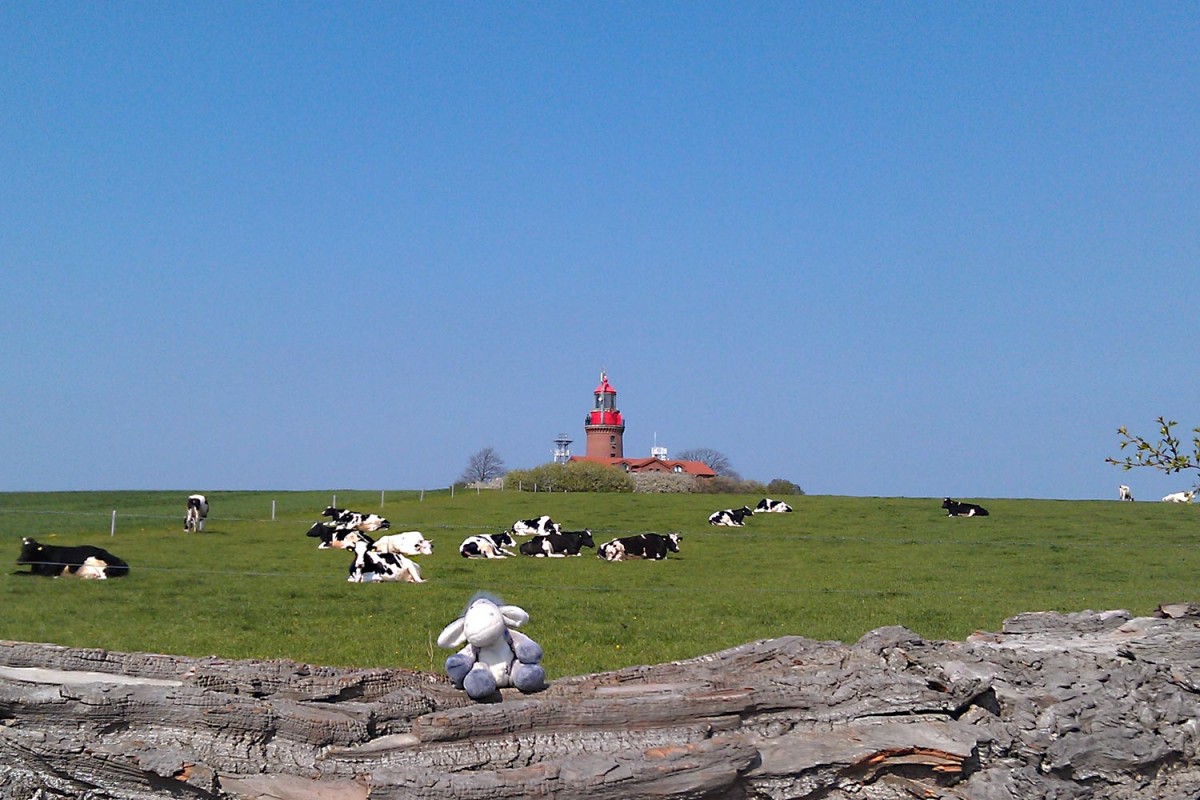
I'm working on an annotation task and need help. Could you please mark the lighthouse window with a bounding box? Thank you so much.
[609,435,616,445]
[673,465,683,473]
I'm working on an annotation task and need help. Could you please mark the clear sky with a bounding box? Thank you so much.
[2,3,1197,500]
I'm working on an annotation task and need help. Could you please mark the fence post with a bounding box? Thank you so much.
[381,490,385,508]
[451,484,455,498]
[420,489,425,502]
[332,494,337,508]
[272,500,276,521]
[110,510,116,537]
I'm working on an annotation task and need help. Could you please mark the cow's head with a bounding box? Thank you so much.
[322,506,344,519]
[598,541,624,561]
[17,537,42,563]
[493,532,516,547]
[667,533,682,552]
[576,529,595,548]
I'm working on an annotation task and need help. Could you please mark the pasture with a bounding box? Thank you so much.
[1,490,1196,679]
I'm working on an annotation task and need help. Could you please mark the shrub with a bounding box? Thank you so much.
[695,476,768,495]
[506,461,634,493]
[766,479,805,496]
[631,472,701,493]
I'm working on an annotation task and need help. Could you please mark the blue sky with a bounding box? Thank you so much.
[2,3,1197,499]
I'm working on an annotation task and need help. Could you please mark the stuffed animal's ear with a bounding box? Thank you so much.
[499,605,529,628]
[437,618,467,649]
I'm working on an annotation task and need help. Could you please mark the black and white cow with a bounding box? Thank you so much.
[185,494,209,532]
[511,515,561,537]
[322,506,391,532]
[598,533,681,561]
[373,531,434,556]
[708,506,754,526]
[347,539,423,583]
[17,537,130,579]
[1118,484,1134,502]
[942,498,990,517]
[459,532,517,559]
[519,529,595,557]
[755,498,793,513]
[306,521,372,550]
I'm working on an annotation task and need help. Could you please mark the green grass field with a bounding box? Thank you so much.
[1,490,1195,678]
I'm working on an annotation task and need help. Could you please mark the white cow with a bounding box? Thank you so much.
[1162,490,1195,503]
[459,533,517,559]
[1118,485,1134,502]
[373,531,434,556]
[511,515,561,537]
[347,539,424,583]
[185,494,209,532]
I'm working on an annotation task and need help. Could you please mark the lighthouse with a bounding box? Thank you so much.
[584,371,625,459]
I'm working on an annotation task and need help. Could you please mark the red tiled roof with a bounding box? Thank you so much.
[571,455,716,477]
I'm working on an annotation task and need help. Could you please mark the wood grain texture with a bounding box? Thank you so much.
[4,604,1200,798]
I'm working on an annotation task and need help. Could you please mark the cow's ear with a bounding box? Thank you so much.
[499,605,529,628]
[437,618,467,649]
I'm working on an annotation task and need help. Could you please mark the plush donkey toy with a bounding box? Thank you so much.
[437,594,547,701]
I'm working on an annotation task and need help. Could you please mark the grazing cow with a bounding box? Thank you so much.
[511,515,561,537]
[598,533,681,561]
[17,537,129,579]
[306,521,372,550]
[708,506,754,526]
[185,494,209,532]
[755,498,794,513]
[459,532,517,559]
[373,531,434,556]
[1162,491,1196,504]
[1118,485,1134,502]
[347,539,423,583]
[942,498,990,517]
[322,506,391,532]
[519,529,596,557]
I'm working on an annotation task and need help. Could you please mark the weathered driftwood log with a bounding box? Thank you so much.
[3,603,1200,799]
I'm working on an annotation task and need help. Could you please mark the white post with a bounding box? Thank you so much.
[380,490,385,508]
[451,484,455,498]
[272,500,276,521]
[110,510,116,537]
[420,489,425,502]
[332,494,337,508]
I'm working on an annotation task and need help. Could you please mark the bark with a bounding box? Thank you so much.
[3,603,1200,798]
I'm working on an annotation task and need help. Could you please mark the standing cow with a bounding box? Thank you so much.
[185,494,209,532]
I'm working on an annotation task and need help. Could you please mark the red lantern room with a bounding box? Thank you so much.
[585,370,625,459]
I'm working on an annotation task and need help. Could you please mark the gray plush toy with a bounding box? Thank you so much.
[437,594,547,701]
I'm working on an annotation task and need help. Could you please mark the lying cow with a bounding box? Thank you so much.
[17,537,130,579]
[708,506,754,526]
[519,529,595,557]
[1162,491,1196,504]
[347,539,423,583]
[373,531,433,556]
[185,494,209,532]
[511,515,561,537]
[322,506,391,532]
[755,498,793,513]
[459,532,517,559]
[942,498,989,517]
[1118,485,1134,502]
[306,521,371,550]
[598,533,681,561]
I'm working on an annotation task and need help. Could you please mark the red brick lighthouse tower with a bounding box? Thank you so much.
[585,371,625,459]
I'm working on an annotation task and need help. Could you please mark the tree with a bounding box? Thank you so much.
[459,447,507,485]
[675,448,740,479]
[1106,417,1200,486]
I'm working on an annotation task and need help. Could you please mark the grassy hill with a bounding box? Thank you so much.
[1,489,1195,678]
